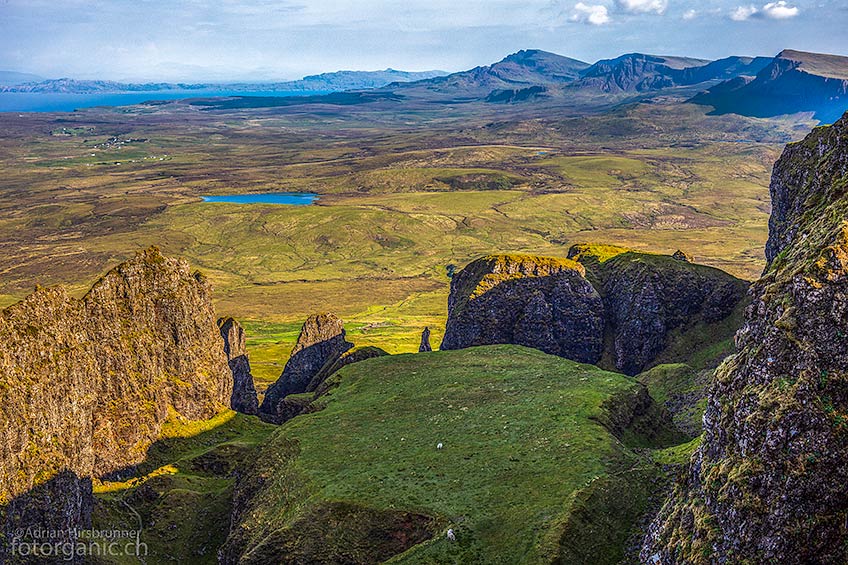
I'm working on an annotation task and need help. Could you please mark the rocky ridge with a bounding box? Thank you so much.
[440,254,605,363]
[0,247,232,558]
[219,317,260,415]
[642,112,848,563]
[557,52,769,94]
[259,313,354,424]
[441,249,747,376]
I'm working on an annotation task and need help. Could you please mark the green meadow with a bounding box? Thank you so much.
[0,101,812,379]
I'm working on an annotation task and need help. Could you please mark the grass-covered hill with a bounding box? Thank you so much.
[221,345,686,564]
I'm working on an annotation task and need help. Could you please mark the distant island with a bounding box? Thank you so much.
[0,68,449,94]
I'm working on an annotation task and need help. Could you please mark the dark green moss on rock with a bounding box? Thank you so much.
[582,251,748,375]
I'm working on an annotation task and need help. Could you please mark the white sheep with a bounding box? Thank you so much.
[446,528,456,541]
[437,442,443,449]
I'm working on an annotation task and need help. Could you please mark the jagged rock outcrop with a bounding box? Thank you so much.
[585,250,748,376]
[671,250,692,262]
[419,327,432,352]
[441,250,747,376]
[259,313,353,424]
[259,347,390,426]
[440,255,605,364]
[0,247,231,561]
[643,113,848,563]
[219,317,259,415]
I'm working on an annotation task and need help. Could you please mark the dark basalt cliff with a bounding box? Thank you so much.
[219,317,260,415]
[581,250,748,375]
[259,313,354,424]
[440,254,605,364]
[441,250,747,376]
[643,113,848,563]
[0,247,231,558]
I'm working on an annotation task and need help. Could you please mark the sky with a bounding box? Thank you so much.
[1,0,846,82]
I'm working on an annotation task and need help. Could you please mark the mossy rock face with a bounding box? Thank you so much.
[0,247,232,547]
[583,251,748,375]
[441,254,605,364]
[644,113,848,564]
[442,250,747,376]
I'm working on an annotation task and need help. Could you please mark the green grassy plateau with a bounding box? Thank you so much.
[225,345,683,564]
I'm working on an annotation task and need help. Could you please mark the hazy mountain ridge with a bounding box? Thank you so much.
[692,49,848,122]
[0,68,448,94]
[570,54,772,92]
[388,50,774,99]
[387,49,590,96]
[6,48,846,124]
[0,70,44,86]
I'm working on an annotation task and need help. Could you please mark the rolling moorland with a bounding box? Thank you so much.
[1,47,848,564]
[0,53,819,387]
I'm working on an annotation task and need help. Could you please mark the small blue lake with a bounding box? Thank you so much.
[201,192,319,205]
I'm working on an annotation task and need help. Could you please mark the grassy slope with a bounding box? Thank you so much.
[91,411,277,564]
[230,345,677,564]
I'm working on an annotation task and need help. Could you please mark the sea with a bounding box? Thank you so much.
[0,90,323,113]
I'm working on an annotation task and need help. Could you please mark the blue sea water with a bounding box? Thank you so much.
[0,90,322,113]
[201,193,319,205]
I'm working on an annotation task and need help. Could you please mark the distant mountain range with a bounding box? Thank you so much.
[569,53,772,92]
[0,70,44,86]
[387,50,590,99]
[0,68,448,94]
[5,48,847,122]
[388,50,774,98]
[386,48,847,122]
[690,49,848,122]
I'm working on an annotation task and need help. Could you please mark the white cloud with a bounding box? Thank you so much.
[730,5,758,19]
[761,1,800,18]
[570,2,611,24]
[614,0,668,15]
[682,9,697,20]
[730,1,800,20]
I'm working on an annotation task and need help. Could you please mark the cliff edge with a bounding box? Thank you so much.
[0,247,231,559]
[643,113,848,563]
